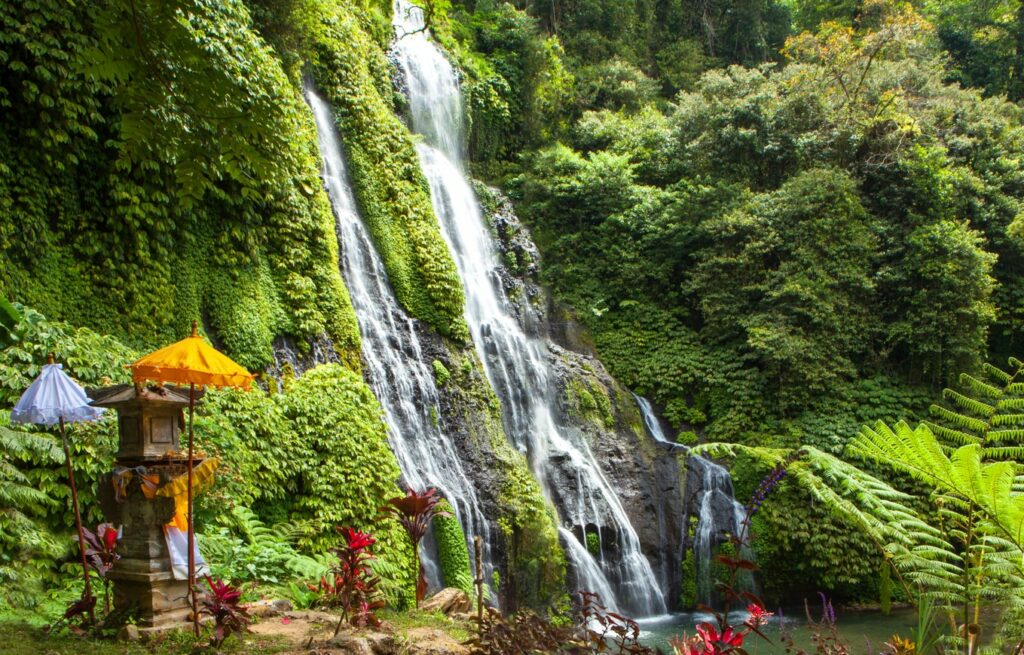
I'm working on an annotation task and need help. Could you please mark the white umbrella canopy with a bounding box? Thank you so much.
[10,360,106,625]
[11,363,105,425]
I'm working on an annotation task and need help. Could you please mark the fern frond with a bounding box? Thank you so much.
[989,413,1024,427]
[959,374,1002,398]
[925,423,979,446]
[983,363,1012,384]
[942,390,995,417]
[987,429,1024,443]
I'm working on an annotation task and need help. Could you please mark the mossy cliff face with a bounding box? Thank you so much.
[417,332,567,612]
[0,0,361,371]
[304,5,469,342]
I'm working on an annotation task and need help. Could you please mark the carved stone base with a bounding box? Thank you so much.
[98,465,194,631]
[108,565,192,630]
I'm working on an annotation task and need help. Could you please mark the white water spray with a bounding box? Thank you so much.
[305,83,494,592]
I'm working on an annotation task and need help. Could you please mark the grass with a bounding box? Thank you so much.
[377,607,475,643]
[0,616,293,655]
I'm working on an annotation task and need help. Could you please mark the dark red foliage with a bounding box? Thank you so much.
[80,523,120,578]
[311,526,384,634]
[198,575,250,647]
[62,594,97,622]
[380,487,451,606]
[467,591,652,655]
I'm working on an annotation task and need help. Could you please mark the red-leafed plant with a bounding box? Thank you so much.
[311,527,384,635]
[81,523,120,614]
[198,575,250,647]
[380,487,451,606]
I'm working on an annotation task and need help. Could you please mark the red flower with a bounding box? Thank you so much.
[745,603,773,628]
[100,525,119,551]
[696,623,745,653]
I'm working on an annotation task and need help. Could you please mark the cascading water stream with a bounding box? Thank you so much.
[689,457,751,606]
[392,0,666,616]
[634,394,676,448]
[305,83,494,592]
[633,394,754,606]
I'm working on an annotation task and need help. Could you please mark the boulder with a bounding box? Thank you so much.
[328,632,374,655]
[420,588,472,615]
[406,627,470,655]
[116,624,141,643]
[248,598,293,618]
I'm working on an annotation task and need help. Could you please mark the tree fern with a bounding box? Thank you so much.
[927,358,1024,457]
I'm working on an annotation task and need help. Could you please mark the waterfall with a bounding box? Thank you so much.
[393,0,666,616]
[634,393,676,447]
[304,83,494,593]
[633,393,754,607]
[688,457,750,606]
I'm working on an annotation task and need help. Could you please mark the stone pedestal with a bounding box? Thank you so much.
[98,466,191,631]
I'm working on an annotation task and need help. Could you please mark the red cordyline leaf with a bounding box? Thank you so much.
[338,527,376,552]
[381,487,451,546]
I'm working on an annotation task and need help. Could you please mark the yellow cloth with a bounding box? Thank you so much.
[129,329,254,390]
[156,458,220,531]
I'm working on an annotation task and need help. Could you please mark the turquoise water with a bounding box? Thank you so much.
[638,608,919,653]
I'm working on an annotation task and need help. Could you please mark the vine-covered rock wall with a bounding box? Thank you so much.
[0,0,362,370]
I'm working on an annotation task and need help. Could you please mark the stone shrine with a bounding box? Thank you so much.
[90,383,205,631]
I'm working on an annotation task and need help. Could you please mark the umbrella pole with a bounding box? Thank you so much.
[61,416,95,626]
[187,383,198,638]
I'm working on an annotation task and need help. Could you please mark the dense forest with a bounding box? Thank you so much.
[1,0,1024,652]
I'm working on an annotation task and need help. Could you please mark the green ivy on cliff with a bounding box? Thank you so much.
[0,0,361,370]
[264,1,470,341]
[433,499,474,596]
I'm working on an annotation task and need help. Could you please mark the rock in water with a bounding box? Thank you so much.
[419,588,472,615]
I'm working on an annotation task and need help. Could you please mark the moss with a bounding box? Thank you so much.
[432,360,451,387]
[444,346,567,611]
[308,8,468,341]
[677,431,700,446]
[585,531,600,557]
[680,548,697,609]
[433,500,474,596]
[565,376,614,429]
[497,461,567,612]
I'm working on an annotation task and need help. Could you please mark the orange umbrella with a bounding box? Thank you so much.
[130,321,253,636]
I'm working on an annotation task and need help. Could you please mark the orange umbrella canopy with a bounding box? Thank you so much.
[130,323,254,390]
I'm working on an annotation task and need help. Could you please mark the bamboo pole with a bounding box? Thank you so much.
[474,535,483,630]
[61,415,95,625]
[187,380,198,637]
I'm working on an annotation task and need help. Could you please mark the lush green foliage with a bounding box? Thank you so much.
[0,0,361,368]
[730,453,883,604]
[0,308,417,611]
[850,420,1024,642]
[512,3,1021,449]
[433,499,474,596]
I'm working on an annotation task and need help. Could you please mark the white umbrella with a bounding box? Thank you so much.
[11,357,105,624]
